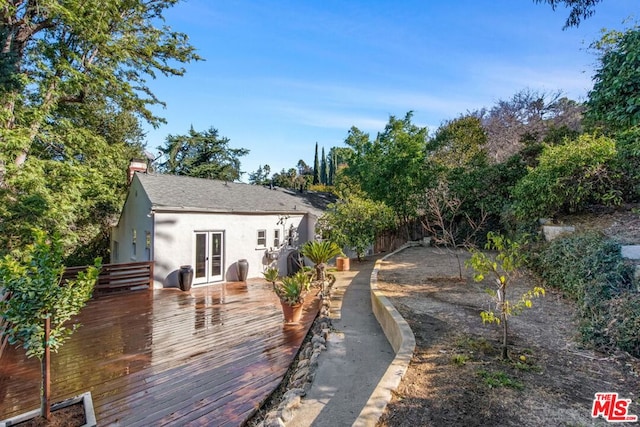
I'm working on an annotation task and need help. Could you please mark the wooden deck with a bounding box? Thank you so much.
[0,280,320,426]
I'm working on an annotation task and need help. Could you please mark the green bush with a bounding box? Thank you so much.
[511,134,620,221]
[532,232,631,300]
[531,232,638,356]
[605,294,640,357]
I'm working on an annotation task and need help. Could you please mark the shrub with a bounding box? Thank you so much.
[532,232,631,300]
[531,232,638,355]
[511,134,620,221]
[605,294,640,357]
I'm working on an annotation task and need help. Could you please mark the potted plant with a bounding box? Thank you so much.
[0,229,100,426]
[270,270,310,323]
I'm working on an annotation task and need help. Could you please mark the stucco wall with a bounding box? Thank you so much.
[111,178,153,264]
[153,211,311,288]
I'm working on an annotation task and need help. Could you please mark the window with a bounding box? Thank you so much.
[273,229,281,248]
[257,229,267,247]
[132,229,137,257]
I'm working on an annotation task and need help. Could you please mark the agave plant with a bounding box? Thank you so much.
[274,271,311,306]
[301,240,343,284]
[262,267,279,285]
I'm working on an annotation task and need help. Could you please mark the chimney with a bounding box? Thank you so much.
[127,159,148,184]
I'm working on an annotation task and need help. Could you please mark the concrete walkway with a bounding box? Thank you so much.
[287,257,395,426]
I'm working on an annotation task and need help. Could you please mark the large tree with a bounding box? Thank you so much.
[1,0,200,168]
[533,0,604,28]
[585,26,640,133]
[0,0,200,261]
[344,112,428,232]
[158,127,249,181]
[475,89,583,163]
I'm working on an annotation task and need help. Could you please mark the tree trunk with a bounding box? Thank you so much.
[502,313,508,360]
[42,316,51,420]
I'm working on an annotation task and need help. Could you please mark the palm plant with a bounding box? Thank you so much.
[301,240,343,287]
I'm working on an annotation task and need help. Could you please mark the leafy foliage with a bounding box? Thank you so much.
[0,229,100,358]
[511,133,620,220]
[344,113,428,224]
[586,26,640,133]
[533,0,604,28]
[467,232,545,359]
[0,229,100,418]
[273,271,311,306]
[318,197,395,260]
[158,127,249,181]
[0,0,199,261]
[532,232,636,355]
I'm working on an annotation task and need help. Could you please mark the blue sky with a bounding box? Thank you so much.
[143,0,637,181]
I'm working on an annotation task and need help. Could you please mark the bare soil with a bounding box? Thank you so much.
[376,246,640,427]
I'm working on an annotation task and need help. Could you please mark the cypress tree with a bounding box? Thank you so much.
[320,147,327,185]
[313,142,320,185]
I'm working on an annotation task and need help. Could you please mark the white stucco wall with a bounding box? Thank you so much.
[152,211,313,288]
[110,178,153,264]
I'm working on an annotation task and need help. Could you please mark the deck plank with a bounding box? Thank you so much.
[0,280,320,426]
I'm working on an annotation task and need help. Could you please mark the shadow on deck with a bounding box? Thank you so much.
[0,280,320,426]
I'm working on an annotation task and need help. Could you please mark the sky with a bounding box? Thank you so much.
[142,0,638,181]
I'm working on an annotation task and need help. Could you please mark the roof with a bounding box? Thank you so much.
[135,172,334,216]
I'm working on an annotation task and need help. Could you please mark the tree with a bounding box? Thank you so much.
[0,0,199,260]
[533,0,604,28]
[248,164,271,185]
[296,159,313,189]
[344,113,428,234]
[1,0,200,170]
[475,89,583,163]
[429,115,488,170]
[0,229,100,420]
[158,127,249,181]
[313,142,320,185]
[320,146,328,185]
[466,232,545,359]
[585,26,640,133]
[421,181,488,278]
[318,196,395,260]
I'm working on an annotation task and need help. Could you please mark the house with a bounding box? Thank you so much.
[111,162,332,288]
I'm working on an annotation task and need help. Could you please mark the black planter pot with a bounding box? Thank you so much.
[237,259,249,282]
[179,265,194,291]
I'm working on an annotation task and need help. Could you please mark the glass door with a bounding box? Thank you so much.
[193,231,224,285]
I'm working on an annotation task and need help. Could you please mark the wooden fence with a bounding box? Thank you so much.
[1,261,154,360]
[375,218,428,254]
[62,261,154,294]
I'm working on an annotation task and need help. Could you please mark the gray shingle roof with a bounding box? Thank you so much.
[136,173,333,216]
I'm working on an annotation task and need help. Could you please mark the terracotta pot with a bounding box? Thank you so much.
[336,256,350,271]
[279,300,303,323]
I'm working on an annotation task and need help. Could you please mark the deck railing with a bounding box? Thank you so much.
[62,261,154,294]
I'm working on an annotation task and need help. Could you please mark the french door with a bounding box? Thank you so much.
[193,231,224,285]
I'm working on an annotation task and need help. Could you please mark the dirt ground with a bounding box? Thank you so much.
[375,246,640,427]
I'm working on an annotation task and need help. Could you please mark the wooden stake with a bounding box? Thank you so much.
[42,315,51,420]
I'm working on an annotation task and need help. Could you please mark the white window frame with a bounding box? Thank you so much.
[257,229,267,248]
[273,229,281,248]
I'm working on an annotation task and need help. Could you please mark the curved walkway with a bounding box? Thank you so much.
[288,245,416,426]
